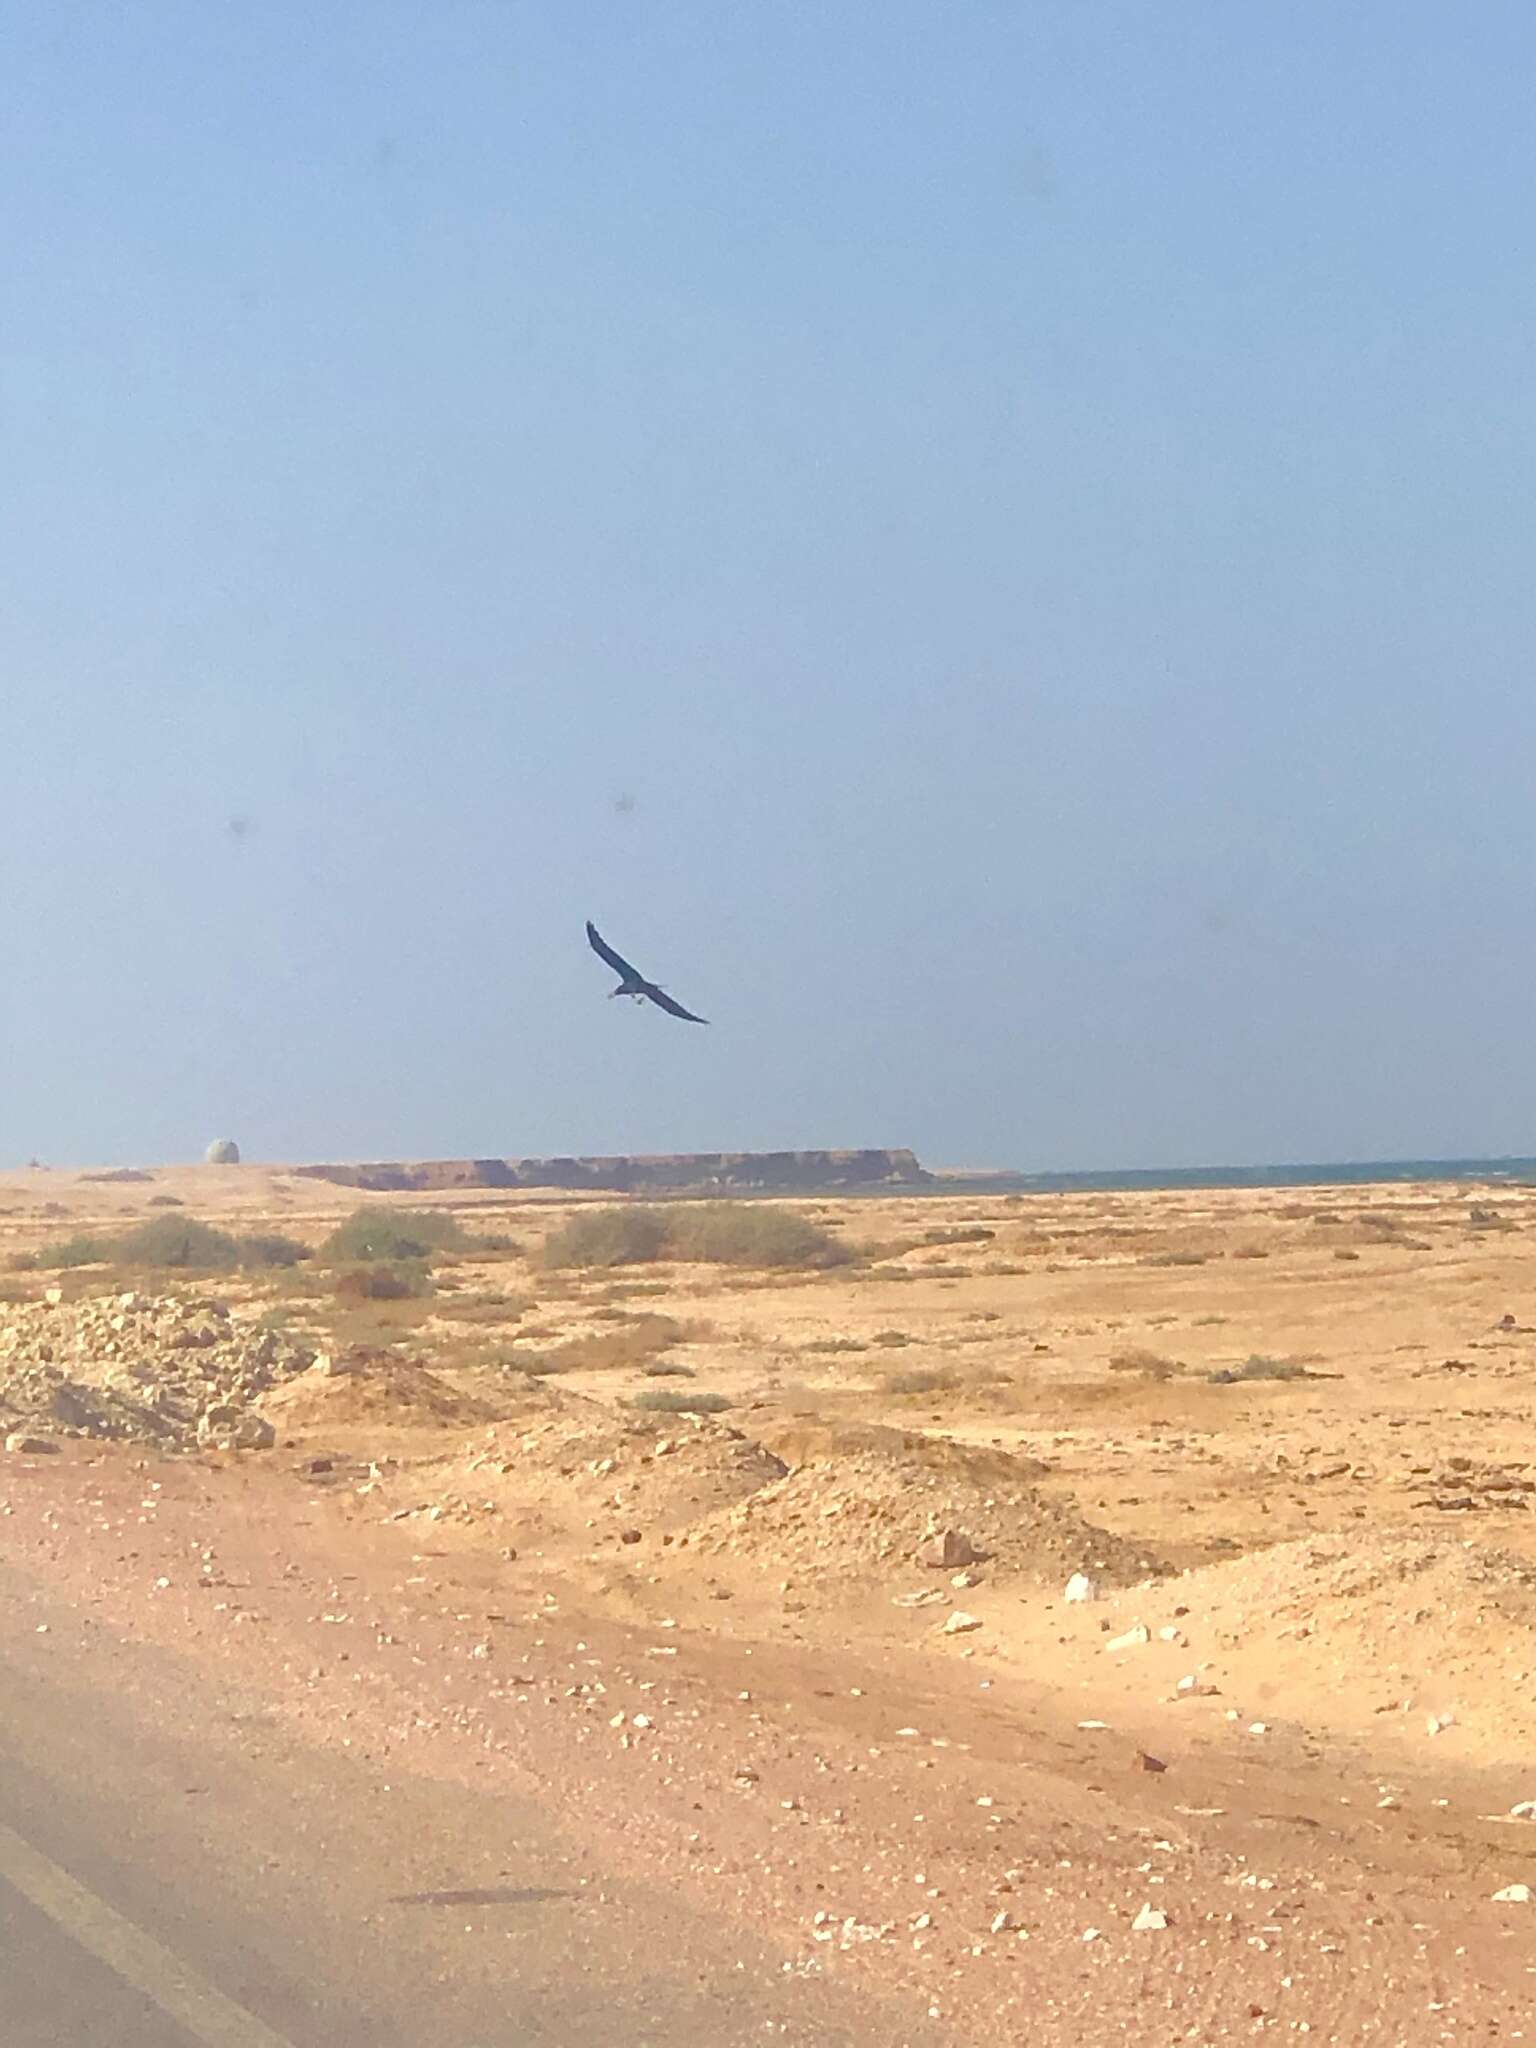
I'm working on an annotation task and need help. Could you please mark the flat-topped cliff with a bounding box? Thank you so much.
[291,1148,930,1195]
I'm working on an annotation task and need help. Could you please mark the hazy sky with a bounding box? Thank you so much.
[5,3,1536,1172]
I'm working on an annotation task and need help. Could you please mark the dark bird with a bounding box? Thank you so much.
[586,920,708,1023]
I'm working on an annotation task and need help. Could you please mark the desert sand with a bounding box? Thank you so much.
[3,1162,1535,2041]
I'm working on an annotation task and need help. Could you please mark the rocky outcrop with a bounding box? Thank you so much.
[293,1148,930,1195]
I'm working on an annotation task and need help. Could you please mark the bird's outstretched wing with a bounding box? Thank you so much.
[587,920,641,981]
[646,986,709,1025]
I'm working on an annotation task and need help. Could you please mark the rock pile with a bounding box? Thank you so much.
[0,1290,315,1448]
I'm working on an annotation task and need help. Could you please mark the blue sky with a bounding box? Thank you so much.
[4,3,1535,1171]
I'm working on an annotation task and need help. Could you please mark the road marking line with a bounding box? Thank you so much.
[0,1816,297,2047]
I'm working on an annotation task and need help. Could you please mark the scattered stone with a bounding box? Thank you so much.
[1132,1904,1169,1931]
[196,1406,276,1452]
[922,1528,980,1570]
[620,1528,642,1545]
[1106,1623,1150,1653]
[1510,1800,1536,1820]
[1134,1750,1168,1774]
[1064,1571,1098,1604]
[942,1610,982,1635]
[4,1433,59,1456]
[1491,1884,1532,1903]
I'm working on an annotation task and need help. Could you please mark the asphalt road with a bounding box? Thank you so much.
[0,1559,901,2048]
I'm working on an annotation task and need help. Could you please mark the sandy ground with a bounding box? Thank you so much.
[4,1163,1536,2041]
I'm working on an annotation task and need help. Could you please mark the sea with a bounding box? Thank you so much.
[936,1156,1536,1196]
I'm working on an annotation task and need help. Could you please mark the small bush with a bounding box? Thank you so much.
[1144,1250,1209,1268]
[147,1194,184,1208]
[1208,1353,1310,1385]
[666,1203,849,1269]
[1333,1248,1360,1262]
[802,1336,869,1354]
[1109,1347,1184,1379]
[631,1387,733,1414]
[35,1233,118,1269]
[548,1313,686,1371]
[642,1359,697,1378]
[922,1225,996,1246]
[542,1208,671,1270]
[1231,1245,1270,1260]
[870,1329,912,1348]
[117,1215,242,1269]
[323,1207,470,1263]
[237,1232,310,1269]
[494,1349,566,1377]
[542,1202,848,1272]
[883,1366,958,1395]
[333,1263,433,1302]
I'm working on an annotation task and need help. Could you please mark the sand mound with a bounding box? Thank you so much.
[682,1424,1158,1587]
[429,1393,788,1527]
[259,1352,504,1433]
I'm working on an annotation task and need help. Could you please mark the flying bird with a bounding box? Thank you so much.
[586,920,708,1024]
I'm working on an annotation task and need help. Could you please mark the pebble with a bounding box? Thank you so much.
[1491,1884,1532,1903]
[1132,1904,1169,1931]
[1064,1572,1098,1604]
[1106,1624,1150,1653]
[942,1611,982,1635]
[4,1433,59,1455]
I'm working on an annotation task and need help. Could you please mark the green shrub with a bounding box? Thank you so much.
[541,1207,671,1270]
[34,1234,117,1269]
[631,1387,733,1414]
[237,1232,310,1269]
[665,1202,848,1269]
[323,1207,470,1263]
[333,1263,433,1302]
[542,1201,849,1272]
[116,1215,242,1269]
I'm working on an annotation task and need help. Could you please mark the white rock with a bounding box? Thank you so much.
[990,1909,1013,1934]
[1132,1904,1169,1931]
[1157,1625,1185,1643]
[1510,1800,1536,1819]
[1492,1883,1532,1903]
[942,1611,982,1636]
[1106,1624,1150,1653]
[1064,1572,1098,1604]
